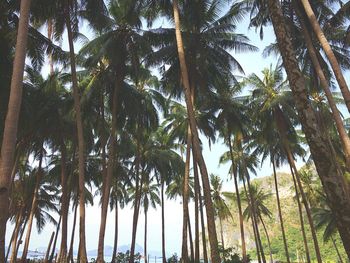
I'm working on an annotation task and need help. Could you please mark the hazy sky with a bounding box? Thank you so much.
[6,3,318,257]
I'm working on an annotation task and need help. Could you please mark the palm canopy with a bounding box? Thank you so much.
[210,174,233,221]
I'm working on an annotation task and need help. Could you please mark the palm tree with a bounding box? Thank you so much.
[0,2,32,259]
[210,174,233,250]
[242,184,273,263]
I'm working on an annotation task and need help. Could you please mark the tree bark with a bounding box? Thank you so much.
[0,1,31,260]
[188,216,194,263]
[259,215,273,263]
[161,181,166,263]
[64,1,88,261]
[182,127,191,263]
[21,153,44,262]
[267,0,350,257]
[97,82,119,263]
[300,0,350,112]
[294,6,350,170]
[44,231,55,263]
[272,159,290,263]
[193,156,200,263]
[111,205,119,263]
[58,142,68,262]
[228,136,247,262]
[49,215,62,262]
[172,1,220,262]
[68,203,78,263]
[144,209,148,263]
[198,177,208,263]
[290,166,311,263]
[11,217,28,263]
[7,209,22,262]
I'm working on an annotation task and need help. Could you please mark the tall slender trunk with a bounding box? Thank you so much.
[299,0,350,112]
[161,181,166,263]
[285,147,322,263]
[290,167,311,263]
[228,136,247,262]
[267,0,350,256]
[193,157,200,263]
[68,203,78,263]
[129,152,142,263]
[49,215,62,262]
[47,19,54,75]
[259,215,273,263]
[0,1,31,260]
[144,209,148,263]
[44,232,55,263]
[172,2,220,262]
[243,179,261,263]
[331,236,344,263]
[58,142,68,262]
[12,217,28,263]
[294,6,350,170]
[97,83,119,263]
[64,2,87,261]
[272,159,290,263]
[198,179,208,263]
[7,209,22,262]
[182,128,191,262]
[188,216,194,263]
[111,204,119,263]
[21,153,44,262]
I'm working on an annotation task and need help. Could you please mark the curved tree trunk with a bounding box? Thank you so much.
[294,6,350,170]
[12,217,28,263]
[111,204,119,263]
[97,83,119,263]
[267,0,350,257]
[172,2,220,262]
[188,216,194,263]
[285,147,322,263]
[198,174,208,263]
[259,215,273,263]
[49,215,62,262]
[193,156,200,263]
[331,236,344,263]
[272,159,290,263]
[21,154,43,262]
[144,209,148,263]
[7,209,23,262]
[0,1,32,260]
[68,203,78,263]
[300,0,350,112]
[64,2,88,261]
[44,231,55,263]
[290,167,311,263]
[228,136,247,262]
[182,127,191,263]
[58,142,68,262]
[161,181,166,263]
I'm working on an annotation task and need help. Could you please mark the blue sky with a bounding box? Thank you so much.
[7,2,341,257]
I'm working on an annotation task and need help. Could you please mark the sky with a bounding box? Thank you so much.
[6,1,336,258]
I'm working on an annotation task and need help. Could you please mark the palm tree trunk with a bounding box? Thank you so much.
[243,179,261,263]
[0,1,31,260]
[68,203,78,263]
[188,216,194,263]
[64,2,87,261]
[21,153,44,262]
[219,217,225,249]
[290,165,311,263]
[294,6,350,170]
[228,136,247,262]
[97,83,119,263]
[182,128,191,263]
[272,159,290,263]
[259,215,273,263]
[267,0,350,257]
[112,204,119,263]
[172,2,220,262]
[161,181,166,263]
[11,217,28,263]
[198,181,208,263]
[193,157,200,263]
[331,236,344,263]
[44,231,55,263]
[299,0,350,112]
[285,147,322,263]
[58,142,68,262]
[144,209,148,263]
[7,210,23,262]
[49,215,62,262]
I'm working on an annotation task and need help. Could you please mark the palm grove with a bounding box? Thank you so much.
[1,0,350,262]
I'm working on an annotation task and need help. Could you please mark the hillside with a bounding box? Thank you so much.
[220,172,347,262]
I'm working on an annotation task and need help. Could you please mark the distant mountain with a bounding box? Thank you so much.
[87,243,143,257]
